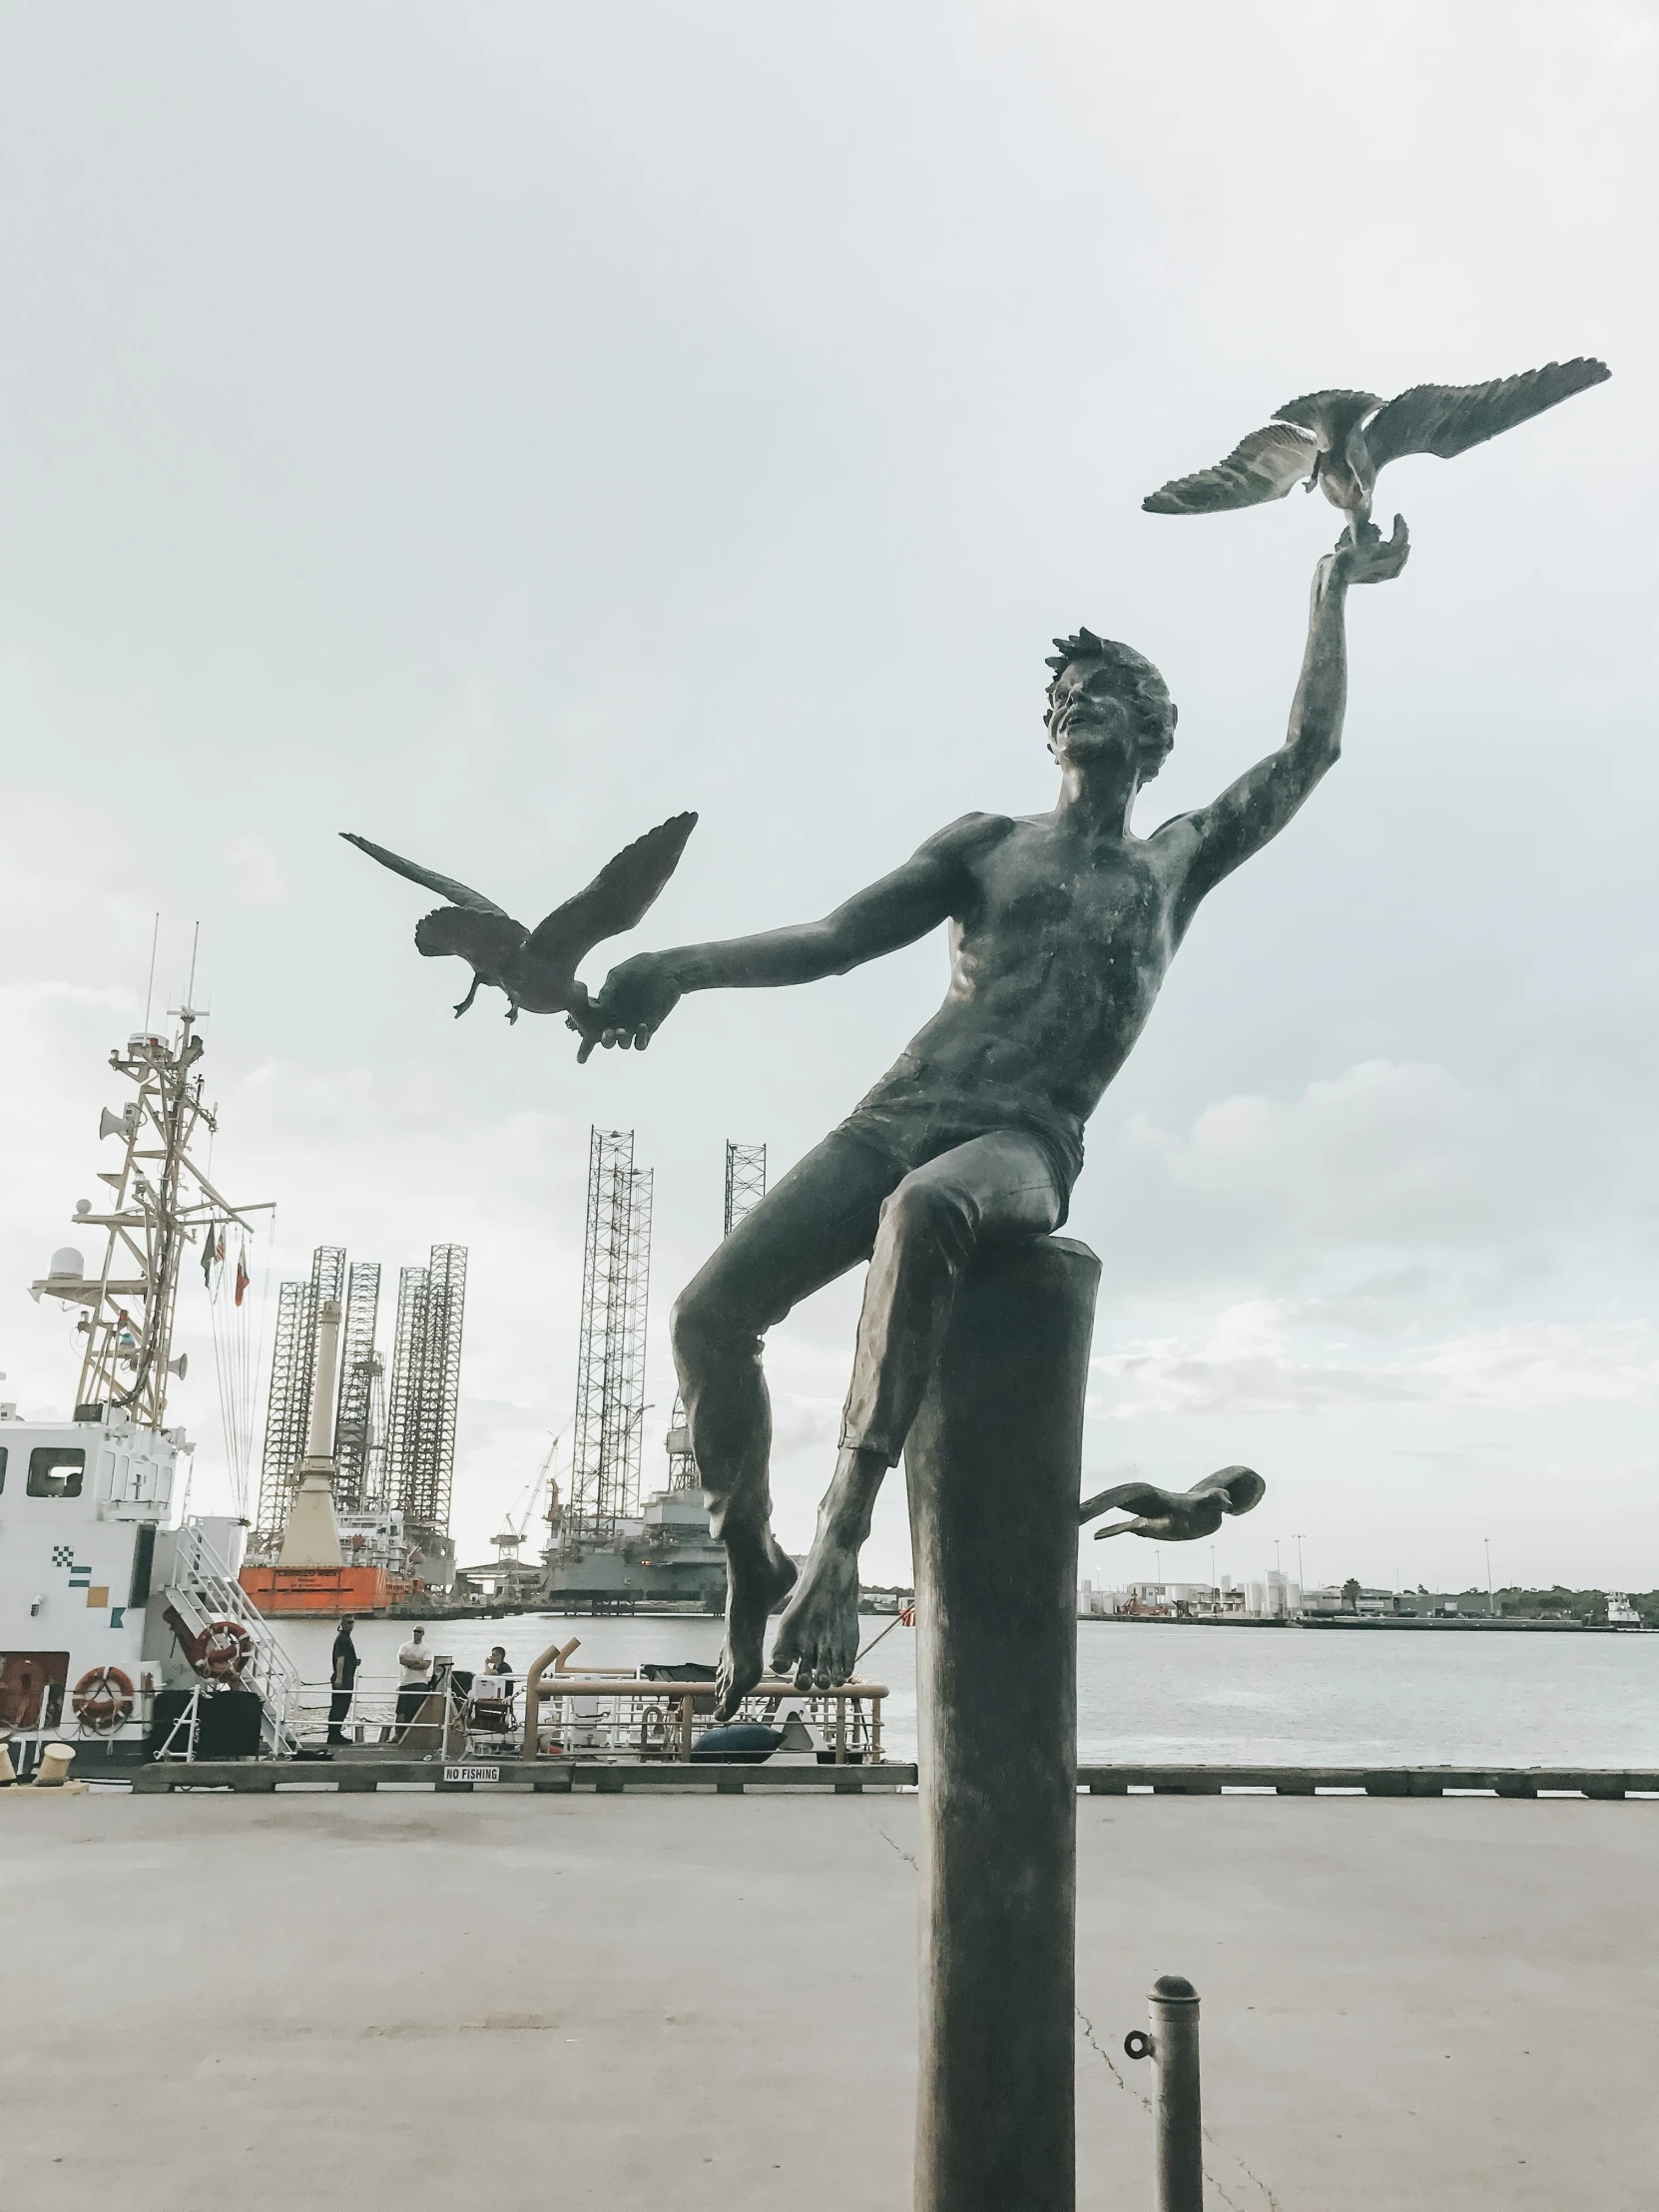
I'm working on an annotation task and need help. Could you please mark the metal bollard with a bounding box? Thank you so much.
[1124,1973,1203,2211]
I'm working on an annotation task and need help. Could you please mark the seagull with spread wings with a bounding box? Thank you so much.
[1078,1464,1266,1543]
[1143,358,1609,536]
[341,814,697,1039]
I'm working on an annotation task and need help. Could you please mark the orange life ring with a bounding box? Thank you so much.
[72,1666,136,1732]
[201,1618,254,1681]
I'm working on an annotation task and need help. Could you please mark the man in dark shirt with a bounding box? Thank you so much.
[327,1617,360,1746]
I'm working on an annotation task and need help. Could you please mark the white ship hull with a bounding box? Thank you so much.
[0,1410,187,1755]
[0,1411,297,1769]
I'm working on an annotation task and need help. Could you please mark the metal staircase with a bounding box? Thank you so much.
[163,1519,304,1757]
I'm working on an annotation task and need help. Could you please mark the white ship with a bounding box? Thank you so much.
[0,1009,301,1777]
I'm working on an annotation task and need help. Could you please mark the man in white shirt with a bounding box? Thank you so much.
[394,1625,431,1736]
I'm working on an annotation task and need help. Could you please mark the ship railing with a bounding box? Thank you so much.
[277,1669,886,1764]
[283,1669,465,1750]
[271,1668,508,1753]
[520,1669,887,1764]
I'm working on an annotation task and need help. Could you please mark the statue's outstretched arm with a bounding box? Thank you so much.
[582,814,999,1051]
[1162,518,1408,927]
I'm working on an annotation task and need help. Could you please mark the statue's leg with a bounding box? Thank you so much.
[671,1130,901,1717]
[772,1130,1063,1687]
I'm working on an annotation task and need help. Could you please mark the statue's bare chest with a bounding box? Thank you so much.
[962,827,1171,968]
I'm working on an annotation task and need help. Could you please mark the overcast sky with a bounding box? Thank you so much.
[2,2,1655,1595]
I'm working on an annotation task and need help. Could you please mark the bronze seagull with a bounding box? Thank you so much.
[341,814,697,1034]
[1143,358,1609,538]
[1079,1464,1266,1543]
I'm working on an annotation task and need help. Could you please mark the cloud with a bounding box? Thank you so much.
[1084,1058,1633,1295]
[1093,1300,1659,1417]
[224,836,288,905]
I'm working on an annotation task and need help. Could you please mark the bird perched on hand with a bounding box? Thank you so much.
[1143,358,1609,538]
[1079,1465,1266,1543]
[341,814,697,1030]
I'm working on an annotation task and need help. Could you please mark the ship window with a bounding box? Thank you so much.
[27,1447,86,1497]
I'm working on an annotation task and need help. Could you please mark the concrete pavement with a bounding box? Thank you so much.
[2,1790,1655,2209]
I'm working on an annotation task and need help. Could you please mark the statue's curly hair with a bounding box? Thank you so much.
[1044,627,1176,766]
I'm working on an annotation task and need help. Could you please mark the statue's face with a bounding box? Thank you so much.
[1046,662,1147,775]
[1047,657,1173,783]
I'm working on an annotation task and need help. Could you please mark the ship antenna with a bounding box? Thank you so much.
[143,912,160,1032]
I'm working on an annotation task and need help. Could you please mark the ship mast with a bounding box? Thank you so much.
[31,1008,273,1428]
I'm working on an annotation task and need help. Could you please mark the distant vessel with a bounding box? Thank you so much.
[0,1009,302,1771]
[532,1415,727,1612]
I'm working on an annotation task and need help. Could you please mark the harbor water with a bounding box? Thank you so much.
[270,1613,1659,1769]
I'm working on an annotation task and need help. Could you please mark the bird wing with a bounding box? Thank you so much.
[1272,387,1382,439]
[524,812,699,967]
[1364,358,1610,471]
[1078,1478,1169,1524]
[340,832,509,916]
[1192,1463,1266,1514]
[1142,421,1320,515]
[413,907,526,970]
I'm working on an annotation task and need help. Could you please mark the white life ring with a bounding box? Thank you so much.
[72,1666,136,1732]
[200,1618,254,1682]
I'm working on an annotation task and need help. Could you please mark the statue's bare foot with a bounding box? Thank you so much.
[715,1532,798,1721]
[771,1535,861,1690]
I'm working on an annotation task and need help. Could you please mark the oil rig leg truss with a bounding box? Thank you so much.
[568,1129,654,1548]
[666,1141,767,1491]
[387,1244,468,1576]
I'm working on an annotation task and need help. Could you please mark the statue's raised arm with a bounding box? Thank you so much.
[1157,515,1408,933]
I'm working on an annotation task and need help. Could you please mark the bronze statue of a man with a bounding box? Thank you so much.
[586,518,1409,1716]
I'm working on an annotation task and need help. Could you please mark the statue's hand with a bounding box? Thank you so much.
[1329,513,1409,589]
[571,952,683,1062]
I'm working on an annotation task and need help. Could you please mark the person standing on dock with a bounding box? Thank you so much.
[394,1626,431,1737]
[327,1618,360,1746]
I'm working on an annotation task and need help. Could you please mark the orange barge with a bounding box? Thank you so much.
[239,1564,412,1617]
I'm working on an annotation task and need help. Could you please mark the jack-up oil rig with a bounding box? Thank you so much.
[535,1131,766,1612]
[240,1241,467,1613]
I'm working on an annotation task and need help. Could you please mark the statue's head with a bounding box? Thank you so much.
[1044,630,1176,782]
